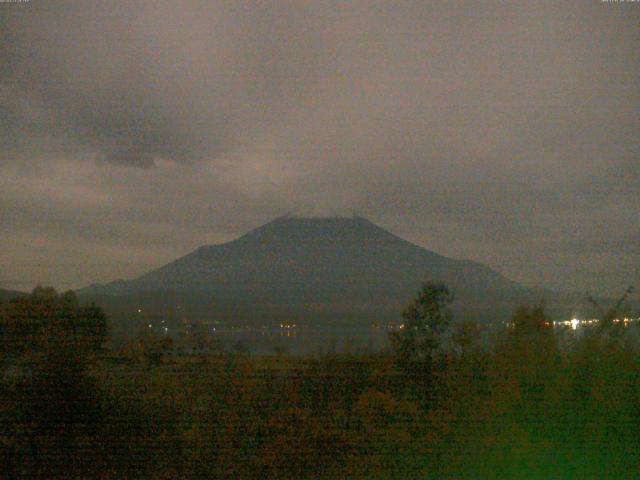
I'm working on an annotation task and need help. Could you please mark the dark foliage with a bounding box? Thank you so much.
[1,284,639,479]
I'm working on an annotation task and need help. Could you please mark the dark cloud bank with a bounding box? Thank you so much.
[0,1,638,295]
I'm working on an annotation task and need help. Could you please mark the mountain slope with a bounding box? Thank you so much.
[79,216,586,323]
[0,288,27,302]
[92,216,514,296]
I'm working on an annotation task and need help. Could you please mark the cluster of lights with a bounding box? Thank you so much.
[554,318,593,330]
[279,323,297,337]
[613,317,635,325]
[554,317,637,330]
[146,323,170,333]
[386,323,405,330]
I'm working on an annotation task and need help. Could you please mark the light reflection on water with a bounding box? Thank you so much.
[162,317,639,356]
[208,325,394,355]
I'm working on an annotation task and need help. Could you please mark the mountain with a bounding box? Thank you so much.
[79,216,592,324]
[0,288,27,302]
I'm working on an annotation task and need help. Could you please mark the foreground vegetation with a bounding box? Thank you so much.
[1,285,639,479]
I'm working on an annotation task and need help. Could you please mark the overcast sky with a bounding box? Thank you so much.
[1,1,638,295]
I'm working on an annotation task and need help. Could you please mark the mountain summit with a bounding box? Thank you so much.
[82,216,550,323]
[131,215,515,296]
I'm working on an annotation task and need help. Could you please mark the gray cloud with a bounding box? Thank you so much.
[1,1,324,167]
[0,1,638,295]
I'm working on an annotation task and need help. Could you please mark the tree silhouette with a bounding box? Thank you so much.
[390,281,453,365]
[0,287,109,478]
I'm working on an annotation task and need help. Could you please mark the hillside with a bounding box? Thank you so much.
[0,288,27,302]
[79,216,594,324]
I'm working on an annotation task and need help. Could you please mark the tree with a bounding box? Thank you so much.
[588,285,634,334]
[140,332,174,365]
[0,286,107,357]
[0,287,109,478]
[496,304,558,410]
[510,304,551,335]
[390,282,453,365]
[451,320,482,356]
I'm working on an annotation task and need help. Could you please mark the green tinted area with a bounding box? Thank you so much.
[1,287,638,479]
